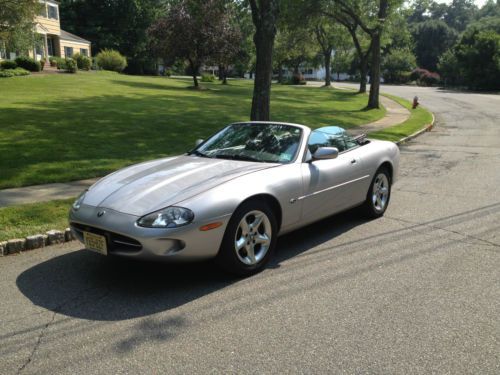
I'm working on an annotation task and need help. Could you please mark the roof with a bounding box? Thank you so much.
[59,29,91,44]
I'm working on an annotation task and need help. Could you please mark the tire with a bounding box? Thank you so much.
[362,166,391,218]
[216,199,278,276]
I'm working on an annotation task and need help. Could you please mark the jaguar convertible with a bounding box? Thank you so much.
[69,121,399,275]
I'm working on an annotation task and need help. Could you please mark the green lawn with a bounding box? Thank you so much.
[0,71,385,189]
[369,94,433,142]
[0,198,74,241]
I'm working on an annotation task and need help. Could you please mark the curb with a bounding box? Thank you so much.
[0,228,76,257]
[396,112,435,146]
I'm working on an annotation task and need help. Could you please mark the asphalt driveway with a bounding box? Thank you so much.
[1,85,499,374]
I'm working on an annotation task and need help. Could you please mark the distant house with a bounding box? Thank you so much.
[0,0,91,61]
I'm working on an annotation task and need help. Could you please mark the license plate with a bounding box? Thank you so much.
[83,231,108,255]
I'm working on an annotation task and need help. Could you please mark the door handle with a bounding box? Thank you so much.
[350,159,357,164]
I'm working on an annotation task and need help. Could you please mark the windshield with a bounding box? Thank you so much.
[192,123,303,163]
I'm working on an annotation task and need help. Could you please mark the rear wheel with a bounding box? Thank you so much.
[362,167,391,218]
[216,200,277,276]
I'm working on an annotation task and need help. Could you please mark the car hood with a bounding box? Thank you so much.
[83,155,277,216]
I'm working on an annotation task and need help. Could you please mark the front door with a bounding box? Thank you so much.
[47,36,55,56]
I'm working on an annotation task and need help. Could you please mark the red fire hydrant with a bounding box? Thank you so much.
[412,96,419,109]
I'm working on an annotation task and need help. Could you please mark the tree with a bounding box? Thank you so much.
[59,0,163,74]
[444,0,477,32]
[248,0,280,121]
[148,0,237,88]
[313,19,351,86]
[0,0,41,54]
[321,0,404,108]
[382,48,416,82]
[439,19,500,90]
[411,19,458,71]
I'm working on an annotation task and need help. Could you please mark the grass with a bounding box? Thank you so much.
[0,198,74,241]
[0,71,385,189]
[369,94,433,142]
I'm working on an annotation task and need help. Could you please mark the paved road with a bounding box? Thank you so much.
[1,85,499,374]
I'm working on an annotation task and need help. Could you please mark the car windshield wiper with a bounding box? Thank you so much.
[188,150,210,158]
[214,154,261,162]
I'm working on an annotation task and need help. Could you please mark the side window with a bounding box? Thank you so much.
[343,134,358,151]
[308,131,346,153]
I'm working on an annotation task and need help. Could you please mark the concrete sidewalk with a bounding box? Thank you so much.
[0,86,410,208]
[0,178,99,208]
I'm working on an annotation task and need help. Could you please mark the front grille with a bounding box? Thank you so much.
[70,222,142,253]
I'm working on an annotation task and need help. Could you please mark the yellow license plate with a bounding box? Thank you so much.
[83,231,108,255]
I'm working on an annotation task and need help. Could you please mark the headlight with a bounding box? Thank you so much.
[137,207,194,228]
[72,191,87,211]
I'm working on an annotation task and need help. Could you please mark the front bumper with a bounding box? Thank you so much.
[69,205,231,261]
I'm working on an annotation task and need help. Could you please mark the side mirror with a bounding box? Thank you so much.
[312,147,339,161]
[195,139,204,146]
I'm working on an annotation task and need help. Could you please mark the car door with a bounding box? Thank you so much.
[299,129,370,223]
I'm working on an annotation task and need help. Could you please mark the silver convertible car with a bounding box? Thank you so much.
[70,122,399,275]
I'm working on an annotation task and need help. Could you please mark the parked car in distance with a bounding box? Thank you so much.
[70,122,400,275]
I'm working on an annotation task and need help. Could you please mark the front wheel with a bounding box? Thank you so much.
[216,200,277,276]
[362,167,391,218]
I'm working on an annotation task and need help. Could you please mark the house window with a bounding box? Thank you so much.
[64,47,73,57]
[80,48,88,56]
[39,4,47,18]
[48,5,58,20]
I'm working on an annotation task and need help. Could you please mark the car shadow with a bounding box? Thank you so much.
[16,209,366,322]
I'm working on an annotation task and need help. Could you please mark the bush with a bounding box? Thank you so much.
[0,60,17,70]
[40,59,45,71]
[64,58,77,73]
[200,73,215,82]
[410,68,440,86]
[418,71,441,86]
[54,57,66,70]
[0,68,30,78]
[73,53,92,71]
[95,49,127,72]
[15,56,41,72]
[164,68,172,77]
[0,70,14,78]
[49,56,57,67]
[290,73,306,85]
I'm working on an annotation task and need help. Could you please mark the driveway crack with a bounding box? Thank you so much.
[16,285,112,374]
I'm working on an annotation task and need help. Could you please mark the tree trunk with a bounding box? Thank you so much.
[249,0,279,121]
[324,50,332,87]
[359,57,368,93]
[222,65,228,84]
[218,64,224,80]
[367,0,388,109]
[367,32,381,108]
[277,64,283,84]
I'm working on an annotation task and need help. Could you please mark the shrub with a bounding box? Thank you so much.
[49,56,57,67]
[410,68,440,86]
[64,58,77,73]
[95,49,127,72]
[73,53,92,71]
[164,68,172,77]
[0,60,17,70]
[40,58,45,71]
[290,73,306,85]
[15,56,41,72]
[0,68,30,78]
[200,73,215,82]
[0,70,14,78]
[418,71,441,86]
[53,57,66,69]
